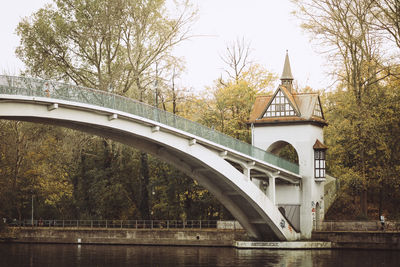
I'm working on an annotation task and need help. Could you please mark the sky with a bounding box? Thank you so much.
[0,0,330,92]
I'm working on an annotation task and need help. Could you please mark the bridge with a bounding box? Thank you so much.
[0,75,304,241]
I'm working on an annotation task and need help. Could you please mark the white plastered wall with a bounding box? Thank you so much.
[275,184,301,204]
[252,123,325,239]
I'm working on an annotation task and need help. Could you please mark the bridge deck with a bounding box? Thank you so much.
[0,75,302,241]
[0,75,299,174]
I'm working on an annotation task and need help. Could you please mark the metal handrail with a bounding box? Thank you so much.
[318,220,400,232]
[0,75,299,174]
[8,219,221,230]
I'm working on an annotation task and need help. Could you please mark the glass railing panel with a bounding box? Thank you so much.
[0,75,299,174]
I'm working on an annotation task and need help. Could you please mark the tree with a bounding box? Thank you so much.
[293,0,392,217]
[199,39,277,142]
[323,78,400,219]
[16,0,196,98]
[15,0,197,221]
[148,157,231,220]
[0,121,76,220]
[371,0,400,50]
[122,0,196,100]
[16,0,128,91]
[220,38,252,84]
[199,80,258,142]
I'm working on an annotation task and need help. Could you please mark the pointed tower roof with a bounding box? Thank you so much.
[247,51,327,127]
[280,50,294,81]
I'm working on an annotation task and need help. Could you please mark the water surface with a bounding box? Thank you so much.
[0,243,399,266]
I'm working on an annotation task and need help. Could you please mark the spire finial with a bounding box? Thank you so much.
[281,50,293,81]
[280,50,294,92]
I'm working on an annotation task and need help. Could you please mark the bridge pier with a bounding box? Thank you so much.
[247,52,328,239]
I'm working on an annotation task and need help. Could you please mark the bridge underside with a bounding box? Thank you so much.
[0,99,300,241]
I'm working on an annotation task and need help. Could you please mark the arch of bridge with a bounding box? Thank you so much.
[0,96,300,241]
[0,75,301,240]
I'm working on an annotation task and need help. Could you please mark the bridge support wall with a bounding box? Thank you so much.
[253,124,325,239]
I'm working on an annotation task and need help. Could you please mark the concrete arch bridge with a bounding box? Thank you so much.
[0,75,303,241]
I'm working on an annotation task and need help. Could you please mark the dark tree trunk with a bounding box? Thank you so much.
[139,152,150,219]
[378,187,383,218]
[360,189,368,218]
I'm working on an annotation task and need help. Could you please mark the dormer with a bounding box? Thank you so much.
[262,86,300,118]
[248,52,327,127]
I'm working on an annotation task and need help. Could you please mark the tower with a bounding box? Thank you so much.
[248,51,327,238]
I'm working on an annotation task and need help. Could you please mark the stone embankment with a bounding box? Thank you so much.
[1,227,249,247]
[2,220,400,249]
[312,221,400,250]
[312,231,400,250]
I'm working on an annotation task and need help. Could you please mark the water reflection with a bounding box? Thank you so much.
[0,243,399,267]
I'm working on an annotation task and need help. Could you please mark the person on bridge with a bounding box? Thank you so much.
[380,215,385,230]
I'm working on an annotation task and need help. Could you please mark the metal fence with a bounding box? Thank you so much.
[318,221,400,232]
[0,75,299,174]
[8,219,219,230]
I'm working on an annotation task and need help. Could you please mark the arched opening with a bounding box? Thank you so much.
[267,141,300,232]
[267,141,299,165]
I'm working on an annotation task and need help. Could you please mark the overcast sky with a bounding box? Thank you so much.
[0,0,330,92]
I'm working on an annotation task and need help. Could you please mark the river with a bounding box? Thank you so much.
[1,243,399,266]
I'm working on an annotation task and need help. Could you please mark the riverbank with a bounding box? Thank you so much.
[0,227,250,247]
[312,231,400,250]
[1,227,400,249]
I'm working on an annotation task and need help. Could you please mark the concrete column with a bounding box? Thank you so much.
[243,166,251,180]
[300,177,312,238]
[298,144,313,239]
[268,177,276,205]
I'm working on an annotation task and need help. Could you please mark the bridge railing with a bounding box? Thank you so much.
[8,219,220,229]
[0,75,299,174]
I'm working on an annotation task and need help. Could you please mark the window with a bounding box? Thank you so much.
[263,90,296,117]
[314,150,326,178]
[313,99,323,118]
